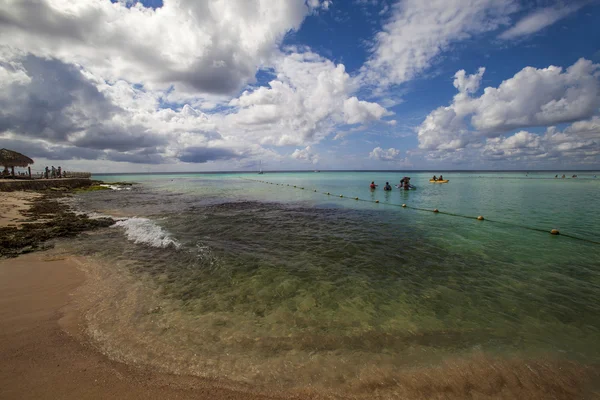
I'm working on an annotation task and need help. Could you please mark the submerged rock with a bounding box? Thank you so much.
[0,191,115,258]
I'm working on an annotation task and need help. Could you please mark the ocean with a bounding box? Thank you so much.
[65,171,600,396]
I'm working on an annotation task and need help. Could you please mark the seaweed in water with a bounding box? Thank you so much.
[0,191,115,258]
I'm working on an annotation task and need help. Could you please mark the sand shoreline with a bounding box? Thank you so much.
[0,191,41,227]
[0,251,297,400]
[0,190,292,400]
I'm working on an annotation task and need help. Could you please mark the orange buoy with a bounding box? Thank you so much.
[355,197,359,200]
[402,204,406,207]
[551,229,560,235]
[477,216,484,221]
[433,208,439,213]
[375,200,379,203]
[340,195,343,197]
[327,192,330,195]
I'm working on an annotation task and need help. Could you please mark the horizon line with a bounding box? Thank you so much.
[91,169,600,175]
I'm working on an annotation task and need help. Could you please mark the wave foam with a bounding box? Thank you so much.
[100,184,132,191]
[113,218,180,249]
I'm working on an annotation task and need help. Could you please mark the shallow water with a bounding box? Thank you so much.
[67,171,600,396]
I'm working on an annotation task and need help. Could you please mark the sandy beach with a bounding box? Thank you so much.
[0,190,294,400]
[0,251,301,400]
[0,191,40,227]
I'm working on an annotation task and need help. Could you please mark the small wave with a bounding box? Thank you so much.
[113,217,180,249]
[100,184,132,191]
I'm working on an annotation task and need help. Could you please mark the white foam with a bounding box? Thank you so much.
[113,217,180,249]
[100,184,132,191]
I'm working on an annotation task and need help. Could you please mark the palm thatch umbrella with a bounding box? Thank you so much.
[0,148,34,177]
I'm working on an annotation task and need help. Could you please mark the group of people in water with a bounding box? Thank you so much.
[370,176,414,191]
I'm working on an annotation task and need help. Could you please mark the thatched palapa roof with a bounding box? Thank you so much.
[0,148,34,168]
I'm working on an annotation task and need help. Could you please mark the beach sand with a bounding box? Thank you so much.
[0,191,40,227]
[0,252,294,400]
[0,190,291,400]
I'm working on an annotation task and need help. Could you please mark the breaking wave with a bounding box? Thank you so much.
[113,217,180,249]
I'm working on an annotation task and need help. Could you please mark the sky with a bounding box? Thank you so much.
[0,0,599,172]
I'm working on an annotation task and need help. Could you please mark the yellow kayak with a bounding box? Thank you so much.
[429,179,449,183]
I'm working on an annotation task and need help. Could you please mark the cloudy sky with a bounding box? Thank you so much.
[1,0,599,172]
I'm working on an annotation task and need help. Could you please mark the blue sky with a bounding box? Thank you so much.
[0,0,599,172]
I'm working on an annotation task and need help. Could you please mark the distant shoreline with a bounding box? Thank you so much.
[93,169,600,176]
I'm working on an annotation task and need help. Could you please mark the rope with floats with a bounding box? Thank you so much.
[246,178,600,246]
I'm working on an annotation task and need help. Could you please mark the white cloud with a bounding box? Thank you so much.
[453,67,486,94]
[563,116,600,139]
[361,0,519,89]
[0,0,311,95]
[499,2,590,40]
[291,146,319,164]
[418,58,600,152]
[307,0,332,11]
[343,97,390,124]
[369,146,400,161]
[481,123,600,164]
[0,1,391,170]
[224,50,389,146]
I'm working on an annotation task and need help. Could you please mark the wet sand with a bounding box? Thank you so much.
[0,252,294,400]
[0,191,40,227]
[0,190,291,399]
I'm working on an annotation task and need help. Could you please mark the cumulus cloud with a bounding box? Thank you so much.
[417,58,600,152]
[415,58,600,167]
[177,147,240,163]
[499,1,592,40]
[343,97,390,124]
[0,52,250,165]
[0,137,103,161]
[0,54,168,152]
[224,50,390,146]
[481,123,600,164]
[291,146,319,164]
[361,0,519,88]
[369,146,401,161]
[0,0,312,95]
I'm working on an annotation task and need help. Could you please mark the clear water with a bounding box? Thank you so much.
[69,171,600,396]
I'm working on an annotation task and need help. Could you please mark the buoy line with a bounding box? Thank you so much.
[244,179,600,245]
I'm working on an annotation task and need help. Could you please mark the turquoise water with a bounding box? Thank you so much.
[96,171,600,241]
[77,171,600,394]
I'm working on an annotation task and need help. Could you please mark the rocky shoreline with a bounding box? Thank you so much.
[0,187,115,258]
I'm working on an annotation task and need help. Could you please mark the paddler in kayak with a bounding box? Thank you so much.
[432,175,438,181]
[439,174,443,181]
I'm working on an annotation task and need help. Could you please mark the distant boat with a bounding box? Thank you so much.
[258,160,264,175]
[314,170,320,173]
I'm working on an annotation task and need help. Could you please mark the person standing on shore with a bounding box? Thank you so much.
[44,166,49,179]
[57,166,61,178]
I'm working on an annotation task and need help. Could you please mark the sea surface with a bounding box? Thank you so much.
[66,171,600,396]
